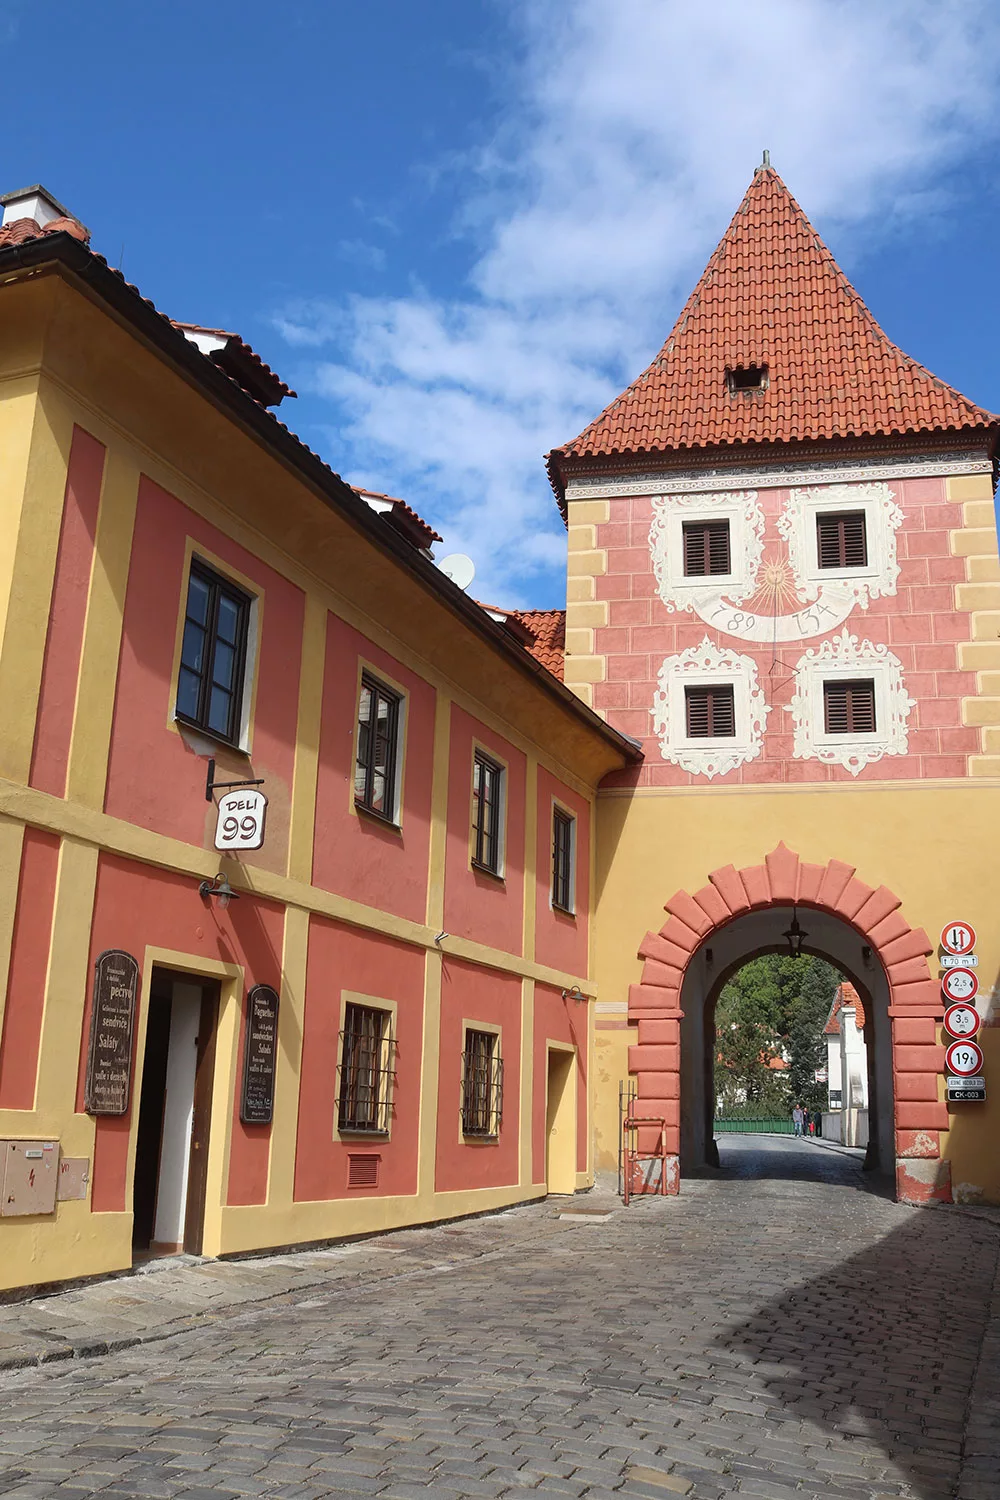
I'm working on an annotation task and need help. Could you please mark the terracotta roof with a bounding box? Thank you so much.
[548,166,996,494]
[0,214,89,248]
[355,488,443,549]
[512,609,565,680]
[173,322,295,408]
[824,982,866,1035]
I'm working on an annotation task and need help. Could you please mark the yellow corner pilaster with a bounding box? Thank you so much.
[523,757,538,963]
[948,474,994,502]
[32,838,99,1141]
[266,904,309,1208]
[65,446,141,809]
[951,528,998,558]
[956,583,1000,613]
[567,524,597,552]
[519,978,534,1189]
[287,595,327,882]
[416,947,442,1203]
[564,655,606,684]
[566,576,596,602]
[0,818,25,1060]
[0,381,74,785]
[567,549,607,577]
[426,691,452,931]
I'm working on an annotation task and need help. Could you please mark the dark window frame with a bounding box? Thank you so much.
[337,1002,395,1134]
[816,511,868,570]
[461,1028,503,1139]
[472,749,504,876]
[823,678,877,736]
[552,806,575,914]
[682,519,731,578]
[175,560,252,747]
[685,683,736,739]
[354,673,402,823]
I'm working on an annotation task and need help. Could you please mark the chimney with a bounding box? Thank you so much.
[0,184,73,229]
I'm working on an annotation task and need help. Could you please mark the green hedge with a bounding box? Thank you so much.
[714,1117,795,1134]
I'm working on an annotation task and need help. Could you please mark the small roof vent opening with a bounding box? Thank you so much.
[726,363,769,394]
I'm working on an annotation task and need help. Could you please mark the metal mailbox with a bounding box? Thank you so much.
[0,1139,59,1216]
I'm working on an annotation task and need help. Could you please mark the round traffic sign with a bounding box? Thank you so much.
[941,921,977,956]
[944,1003,982,1040]
[941,966,979,1003]
[945,1039,984,1077]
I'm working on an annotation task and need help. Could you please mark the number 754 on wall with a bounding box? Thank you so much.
[214,788,268,851]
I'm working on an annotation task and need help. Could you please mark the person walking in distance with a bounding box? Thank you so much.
[792,1103,805,1138]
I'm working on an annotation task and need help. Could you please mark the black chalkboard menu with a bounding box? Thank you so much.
[84,949,140,1116]
[240,984,279,1125]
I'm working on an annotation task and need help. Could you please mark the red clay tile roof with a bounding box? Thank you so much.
[476,605,566,679]
[173,322,295,407]
[824,982,866,1035]
[549,167,996,490]
[356,488,443,549]
[0,214,89,248]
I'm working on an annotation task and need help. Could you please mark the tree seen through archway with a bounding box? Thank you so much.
[714,955,841,1119]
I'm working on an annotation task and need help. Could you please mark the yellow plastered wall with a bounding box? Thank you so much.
[563,499,609,709]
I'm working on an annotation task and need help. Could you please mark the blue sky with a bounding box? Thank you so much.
[7,1,1000,606]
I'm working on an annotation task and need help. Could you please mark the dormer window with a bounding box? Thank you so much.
[726,364,768,393]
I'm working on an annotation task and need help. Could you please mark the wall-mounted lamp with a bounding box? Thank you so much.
[561,985,587,1004]
[783,907,807,958]
[861,945,872,967]
[704,947,714,966]
[199,873,240,910]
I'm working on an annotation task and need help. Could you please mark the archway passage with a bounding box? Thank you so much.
[627,843,949,1205]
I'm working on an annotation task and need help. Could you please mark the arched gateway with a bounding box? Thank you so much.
[627,843,947,1205]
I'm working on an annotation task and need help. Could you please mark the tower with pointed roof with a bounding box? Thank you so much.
[564,165,1000,1203]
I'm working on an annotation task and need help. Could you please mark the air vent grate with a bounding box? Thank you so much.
[348,1153,380,1188]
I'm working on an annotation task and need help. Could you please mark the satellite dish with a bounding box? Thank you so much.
[437,553,476,591]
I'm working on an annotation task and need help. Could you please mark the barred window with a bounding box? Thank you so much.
[176,561,251,745]
[462,1029,503,1138]
[817,511,867,569]
[682,520,731,577]
[338,1003,394,1133]
[685,684,736,738]
[823,679,876,735]
[355,674,401,821]
[472,750,504,875]
[552,807,575,913]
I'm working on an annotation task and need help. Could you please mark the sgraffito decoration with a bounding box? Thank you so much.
[650,637,770,779]
[789,630,915,775]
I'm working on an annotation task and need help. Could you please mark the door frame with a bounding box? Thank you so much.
[126,947,244,1259]
[544,1041,578,1195]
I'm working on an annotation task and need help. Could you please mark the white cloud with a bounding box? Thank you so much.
[278,0,1000,607]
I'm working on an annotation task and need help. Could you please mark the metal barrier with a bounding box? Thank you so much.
[714,1116,795,1134]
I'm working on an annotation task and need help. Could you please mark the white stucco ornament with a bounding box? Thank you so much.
[777,482,903,606]
[651,637,770,779]
[649,491,765,613]
[789,630,914,775]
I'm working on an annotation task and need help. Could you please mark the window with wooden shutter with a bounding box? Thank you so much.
[685,684,736,738]
[682,520,731,577]
[823,679,876,735]
[816,511,867,569]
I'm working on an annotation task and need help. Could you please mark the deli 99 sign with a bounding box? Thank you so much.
[215,788,268,851]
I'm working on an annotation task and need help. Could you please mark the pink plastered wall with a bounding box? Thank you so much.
[293,916,424,1202]
[313,615,435,923]
[104,477,304,870]
[434,957,521,1194]
[442,708,526,956]
[593,476,975,788]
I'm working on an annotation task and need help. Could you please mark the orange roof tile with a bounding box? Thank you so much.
[513,608,566,680]
[824,982,866,1035]
[355,488,443,549]
[549,167,996,494]
[0,214,89,248]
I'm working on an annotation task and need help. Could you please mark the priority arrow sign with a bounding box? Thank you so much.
[941,921,977,957]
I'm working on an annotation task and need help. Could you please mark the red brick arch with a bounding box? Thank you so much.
[628,842,949,1205]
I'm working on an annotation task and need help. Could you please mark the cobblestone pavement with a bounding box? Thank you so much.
[0,1137,998,1500]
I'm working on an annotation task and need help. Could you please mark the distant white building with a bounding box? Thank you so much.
[824,983,869,1146]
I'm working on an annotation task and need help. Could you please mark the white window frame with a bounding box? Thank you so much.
[651,638,769,779]
[648,491,765,612]
[777,482,903,606]
[790,630,914,775]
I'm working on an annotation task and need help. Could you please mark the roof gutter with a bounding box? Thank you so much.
[0,233,642,767]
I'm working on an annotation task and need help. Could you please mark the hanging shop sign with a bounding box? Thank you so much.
[84,949,140,1116]
[941,966,979,1004]
[943,1003,982,1041]
[214,788,268,852]
[940,921,977,958]
[240,984,279,1125]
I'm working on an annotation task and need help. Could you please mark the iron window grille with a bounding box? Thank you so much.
[685,684,736,738]
[552,807,575,913]
[682,520,731,577]
[462,1029,503,1137]
[823,679,877,735]
[472,750,504,874]
[355,674,401,821]
[176,561,251,745]
[817,511,868,569]
[337,1003,395,1133]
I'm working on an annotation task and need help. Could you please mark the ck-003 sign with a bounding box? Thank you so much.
[215,788,267,851]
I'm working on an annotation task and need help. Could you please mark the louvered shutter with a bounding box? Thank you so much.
[683,520,731,577]
[823,680,876,734]
[685,685,736,737]
[817,512,867,569]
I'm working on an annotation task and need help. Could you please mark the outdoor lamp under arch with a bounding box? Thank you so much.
[199,873,240,910]
[783,908,807,958]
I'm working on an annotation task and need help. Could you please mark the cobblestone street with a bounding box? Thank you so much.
[0,1139,998,1500]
